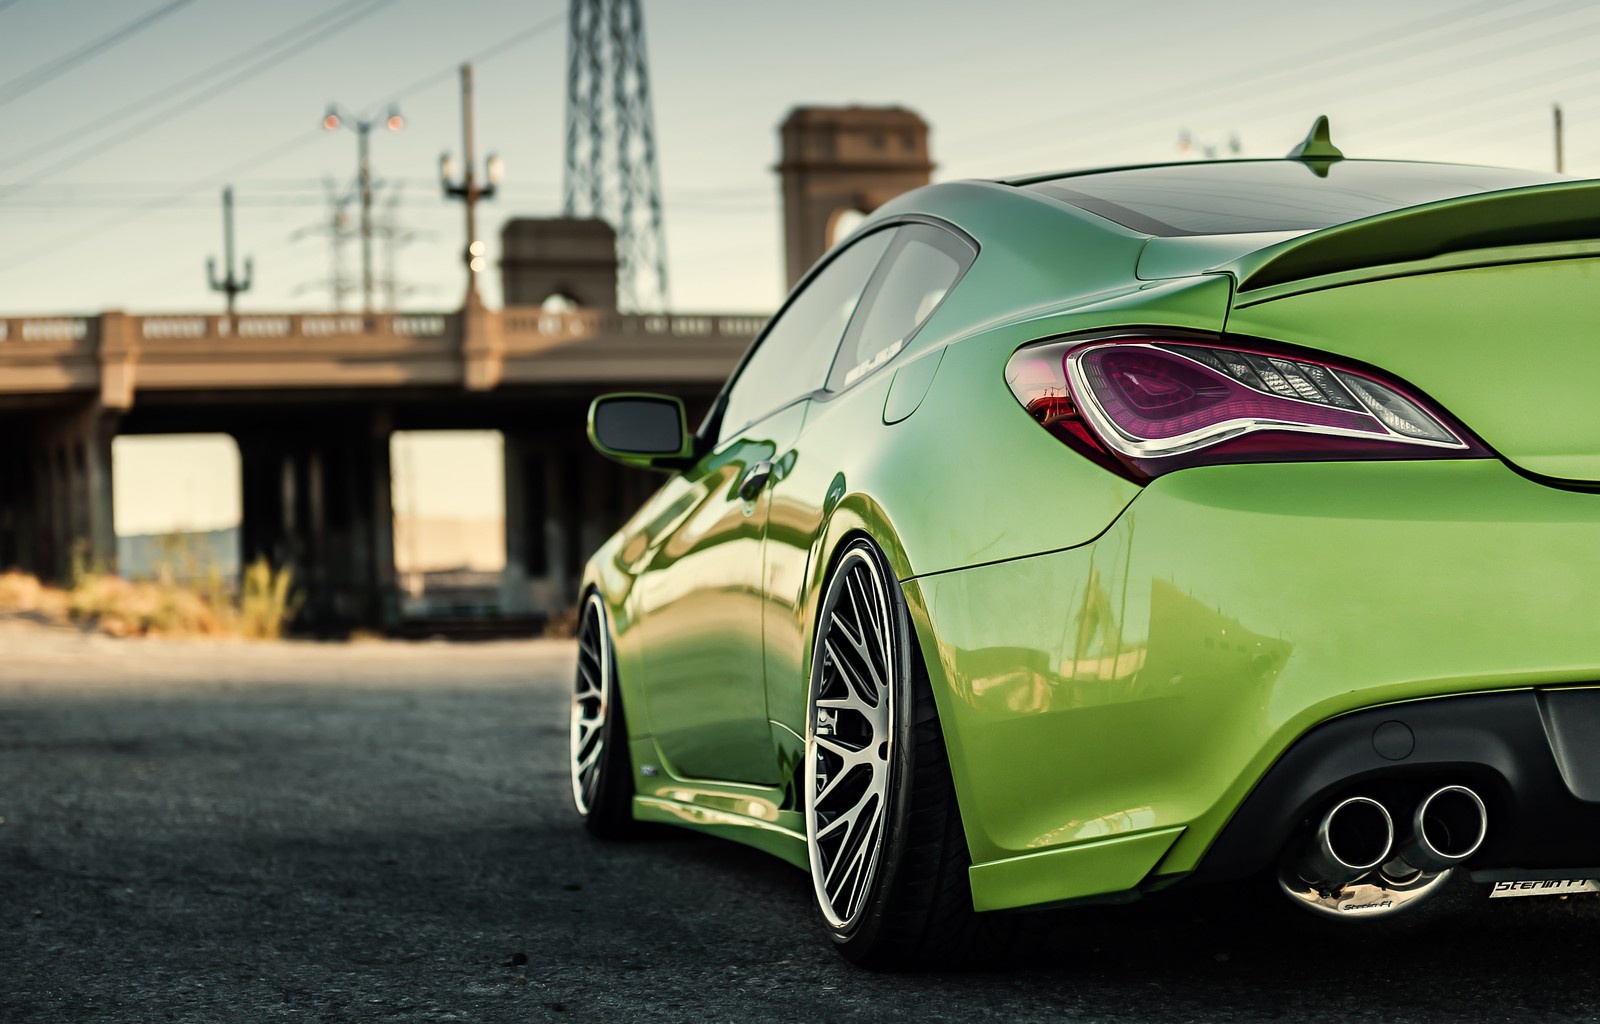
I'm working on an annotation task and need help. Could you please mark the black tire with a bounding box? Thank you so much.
[805,538,1010,969]
[571,591,641,840]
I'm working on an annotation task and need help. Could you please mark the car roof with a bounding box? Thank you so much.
[997,156,1554,188]
[1002,158,1570,239]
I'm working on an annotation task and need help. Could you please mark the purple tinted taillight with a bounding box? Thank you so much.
[1005,336,1486,482]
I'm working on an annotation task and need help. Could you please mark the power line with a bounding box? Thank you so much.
[0,0,379,176]
[982,7,1600,173]
[0,9,567,275]
[1197,8,1600,146]
[370,13,565,112]
[1349,60,1600,148]
[955,0,1566,162]
[0,0,398,202]
[0,0,28,15]
[0,0,197,110]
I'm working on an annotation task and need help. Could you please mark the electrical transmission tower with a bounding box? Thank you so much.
[378,183,433,311]
[563,0,670,311]
[291,178,357,312]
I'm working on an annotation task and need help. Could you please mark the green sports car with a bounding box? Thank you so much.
[573,117,1600,968]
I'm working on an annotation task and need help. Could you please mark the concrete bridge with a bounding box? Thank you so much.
[0,303,759,628]
[0,101,936,630]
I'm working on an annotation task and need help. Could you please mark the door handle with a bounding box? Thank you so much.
[738,460,774,502]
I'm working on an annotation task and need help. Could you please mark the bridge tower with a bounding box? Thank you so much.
[777,106,933,290]
[562,0,669,312]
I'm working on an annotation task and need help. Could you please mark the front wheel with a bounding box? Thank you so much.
[804,539,1007,969]
[571,591,640,839]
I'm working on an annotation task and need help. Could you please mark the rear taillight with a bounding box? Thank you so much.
[1005,336,1486,482]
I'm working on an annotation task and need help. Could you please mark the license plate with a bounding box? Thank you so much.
[1489,879,1600,898]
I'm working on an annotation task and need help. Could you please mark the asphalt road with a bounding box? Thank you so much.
[3,618,1599,1024]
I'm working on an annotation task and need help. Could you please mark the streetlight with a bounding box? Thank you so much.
[323,102,403,319]
[440,63,502,305]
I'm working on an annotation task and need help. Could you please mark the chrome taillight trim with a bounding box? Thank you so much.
[1064,342,1474,460]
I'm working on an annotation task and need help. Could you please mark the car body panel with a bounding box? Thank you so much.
[1228,253,1600,481]
[757,272,1236,748]
[1135,231,1305,281]
[629,400,808,785]
[909,457,1600,908]
[966,827,1186,912]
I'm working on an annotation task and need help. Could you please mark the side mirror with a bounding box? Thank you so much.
[587,393,694,470]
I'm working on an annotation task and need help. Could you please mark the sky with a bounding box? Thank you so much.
[8,0,1600,540]
[2,0,1597,319]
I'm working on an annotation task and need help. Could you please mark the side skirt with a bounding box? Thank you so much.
[633,794,809,870]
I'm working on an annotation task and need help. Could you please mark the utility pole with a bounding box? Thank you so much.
[207,185,252,320]
[1554,103,1565,173]
[441,62,503,307]
[323,103,403,320]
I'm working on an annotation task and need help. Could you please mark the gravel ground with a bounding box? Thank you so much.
[3,616,1599,1023]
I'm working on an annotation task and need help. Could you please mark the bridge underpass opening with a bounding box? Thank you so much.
[390,430,507,622]
[112,434,242,583]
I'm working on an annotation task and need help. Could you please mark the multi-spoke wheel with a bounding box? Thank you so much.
[570,592,639,838]
[807,544,897,930]
[805,539,1008,969]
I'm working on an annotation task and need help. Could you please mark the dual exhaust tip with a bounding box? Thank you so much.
[1285,785,1487,916]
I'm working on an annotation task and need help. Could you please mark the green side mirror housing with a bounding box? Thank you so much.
[587,393,695,470]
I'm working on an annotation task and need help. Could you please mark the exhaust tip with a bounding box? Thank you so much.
[1319,795,1395,874]
[1414,785,1488,863]
[1281,790,1478,920]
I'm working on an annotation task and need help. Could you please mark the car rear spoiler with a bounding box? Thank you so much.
[1225,180,1600,292]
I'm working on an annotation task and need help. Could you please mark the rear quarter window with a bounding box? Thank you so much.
[826,223,974,392]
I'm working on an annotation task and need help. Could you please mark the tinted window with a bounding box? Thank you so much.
[1025,161,1564,237]
[719,230,892,441]
[826,224,972,391]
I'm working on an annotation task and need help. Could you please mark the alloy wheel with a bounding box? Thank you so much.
[806,546,898,931]
[570,592,610,815]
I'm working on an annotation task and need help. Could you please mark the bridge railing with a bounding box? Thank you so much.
[0,307,765,402]
[0,317,93,345]
[132,313,453,342]
[499,308,766,343]
[0,309,764,347]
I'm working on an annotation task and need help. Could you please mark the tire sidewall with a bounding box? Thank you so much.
[807,539,917,950]
[577,592,635,837]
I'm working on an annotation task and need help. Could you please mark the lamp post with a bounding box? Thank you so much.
[323,103,403,319]
[440,63,503,307]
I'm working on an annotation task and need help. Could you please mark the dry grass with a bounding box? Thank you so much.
[0,544,300,640]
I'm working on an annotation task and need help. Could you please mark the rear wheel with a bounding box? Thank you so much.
[571,592,639,839]
[805,539,1006,969]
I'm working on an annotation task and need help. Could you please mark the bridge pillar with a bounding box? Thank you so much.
[237,407,396,632]
[501,421,666,623]
[500,431,584,618]
[8,402,119,581]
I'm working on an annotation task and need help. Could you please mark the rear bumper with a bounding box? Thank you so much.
[1182,687,1600,888]
[902,458,1600,911]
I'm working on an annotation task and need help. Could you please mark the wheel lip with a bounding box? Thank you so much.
[570,591,611,817]
[804,543,900,934]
